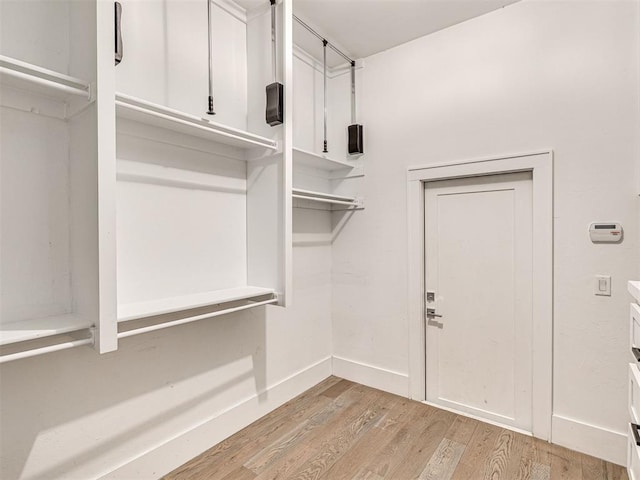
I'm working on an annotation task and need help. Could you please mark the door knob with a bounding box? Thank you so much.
[426,308,442,318]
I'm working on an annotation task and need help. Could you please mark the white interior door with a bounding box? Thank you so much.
[424,172,533,432]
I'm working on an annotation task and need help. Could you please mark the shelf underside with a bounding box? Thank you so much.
[118,286,276,322]
[292,147,355,172]
[0,314,92,346]
[116,93,277,152]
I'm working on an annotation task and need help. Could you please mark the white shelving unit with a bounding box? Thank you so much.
[0,0,298,361]
[291,25,364,212]
[0,1,113,362]
[112,0,292,337]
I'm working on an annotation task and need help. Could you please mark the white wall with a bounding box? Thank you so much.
[332,0,640,465]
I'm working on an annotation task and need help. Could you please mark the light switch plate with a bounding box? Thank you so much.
[595,275,611,296]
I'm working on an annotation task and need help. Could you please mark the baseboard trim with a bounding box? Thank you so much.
[552,414,626,466]
[99,356,333,479]
[331,355,409,397]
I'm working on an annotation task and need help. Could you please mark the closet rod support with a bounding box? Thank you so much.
[292,15,353,65]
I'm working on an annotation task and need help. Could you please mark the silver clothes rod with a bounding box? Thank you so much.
[292,15,354,65]
[0,337,93,364]
[292,194,358,207]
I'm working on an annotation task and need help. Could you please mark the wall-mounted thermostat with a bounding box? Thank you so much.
[589,222,623,243]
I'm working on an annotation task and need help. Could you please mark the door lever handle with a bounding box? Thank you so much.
[426,308,442,318]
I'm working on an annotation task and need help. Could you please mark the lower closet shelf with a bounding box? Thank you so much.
[118,286,277,323]
[0,314,92,346]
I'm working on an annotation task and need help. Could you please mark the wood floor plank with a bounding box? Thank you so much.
[357,401,436,478]
[319,379,355,399]
[450,422,502,480]
[522,437,553,467]
[418,438,466,480]
[605,461,629,480]
[166,377,624,480]
[550,445,583,480]
[286,391,398,480]
[320,395,414,480]
[220,466,256,480]
[481,429,516,480]
[385,407,458,479]
[445,415,480,446]
[582,453,606,480]
[496,429,527,480]
[251,385,382,480]
[244,383,369,475]
[352,468,385,480]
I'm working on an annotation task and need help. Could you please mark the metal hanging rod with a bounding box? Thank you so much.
[292,15,354,66]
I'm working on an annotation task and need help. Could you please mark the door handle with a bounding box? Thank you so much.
[426,308,442,318]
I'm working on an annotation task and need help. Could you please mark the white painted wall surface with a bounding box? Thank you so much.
[116,0,248,130]
[0,208,332,479]
[331,0,640,464]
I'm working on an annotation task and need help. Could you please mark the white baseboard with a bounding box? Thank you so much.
[552,414,626,466]
[99,357,332,480]
[332,355,409,397]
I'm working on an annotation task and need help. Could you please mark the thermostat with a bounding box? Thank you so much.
[589,222,623,243]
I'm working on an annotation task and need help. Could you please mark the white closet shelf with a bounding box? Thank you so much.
[0,55,91,100]
[0,314,93,346]
[293,147,355,171]
[115,93,278,152]
[630,281,640,304]
[118,286,277,322]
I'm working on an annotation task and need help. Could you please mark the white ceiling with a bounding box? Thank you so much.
[235,0,520,66]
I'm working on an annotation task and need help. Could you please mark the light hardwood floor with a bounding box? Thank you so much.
[163,376,628,480]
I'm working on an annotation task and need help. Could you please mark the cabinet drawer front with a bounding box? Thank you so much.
[630,423,640,480]
[631,364,640,424]
[631,303,640,350]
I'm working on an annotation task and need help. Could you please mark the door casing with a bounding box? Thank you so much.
[406,151,553,441]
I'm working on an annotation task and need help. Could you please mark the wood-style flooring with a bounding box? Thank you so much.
[163,376,627,480]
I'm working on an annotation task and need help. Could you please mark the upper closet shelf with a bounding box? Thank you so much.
[0,314,92,346]
[115,93,278,152]
[118,286,277,322]
[0,55,91,101]
[293,147,355,171]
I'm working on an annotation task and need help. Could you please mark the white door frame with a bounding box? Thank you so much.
[406,150,553,441]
